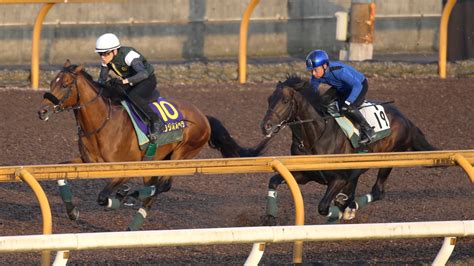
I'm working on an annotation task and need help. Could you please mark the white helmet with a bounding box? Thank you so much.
[95,33,121,53]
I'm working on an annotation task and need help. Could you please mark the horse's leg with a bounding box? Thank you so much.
[319,176,349,223]
[337,176,360,221]
[364,167,393,205]
[58,157,83,221]
[345,168,393,218]
[97,178,131,209]
[334,169,366,221]
[263,171,310,226]
[127,176,172,231]
[126,140,206,231]
[263,174,284,226]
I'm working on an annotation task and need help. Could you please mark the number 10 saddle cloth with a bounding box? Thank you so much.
[121,97,187,150]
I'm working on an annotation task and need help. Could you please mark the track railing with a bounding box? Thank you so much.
[0,150,473,265]
[0,221,473,264]
[2,150,474,182]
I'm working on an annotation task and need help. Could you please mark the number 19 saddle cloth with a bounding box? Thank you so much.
[328,101,391,148]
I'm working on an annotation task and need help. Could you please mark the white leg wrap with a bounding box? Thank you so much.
[267,190,277,198]
[138,207,148,218]
[366,194,373,203]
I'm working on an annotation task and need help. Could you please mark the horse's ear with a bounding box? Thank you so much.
[75,64,84,73]
[64,59,71,67]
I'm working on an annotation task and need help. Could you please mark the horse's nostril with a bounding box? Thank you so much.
[38,109,50,121]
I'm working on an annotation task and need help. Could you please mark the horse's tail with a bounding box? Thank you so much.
[207,115,271,158]
[412,126,438,151]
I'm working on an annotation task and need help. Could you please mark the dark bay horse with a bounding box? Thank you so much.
[260,75,436,224]
[37,60,269,230]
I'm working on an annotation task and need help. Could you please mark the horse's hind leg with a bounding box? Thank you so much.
[369,168,393,202]
[127,176,172,231]
[126,142,205,231]
[351,168,393,212]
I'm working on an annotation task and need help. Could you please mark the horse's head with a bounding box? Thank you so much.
[38,60,85,121]
[261,75,308,137]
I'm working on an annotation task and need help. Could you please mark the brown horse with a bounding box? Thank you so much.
[260,75,437,224]
[38,60,269,230]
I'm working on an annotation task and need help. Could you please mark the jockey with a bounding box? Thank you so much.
[305,49,376,145]
[95,33,164,142]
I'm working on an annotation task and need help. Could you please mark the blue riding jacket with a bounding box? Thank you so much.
[310,61,366,104]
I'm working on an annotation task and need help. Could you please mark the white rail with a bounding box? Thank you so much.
[1,220,473,264]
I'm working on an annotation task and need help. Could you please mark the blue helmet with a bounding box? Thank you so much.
[305,50,329,71]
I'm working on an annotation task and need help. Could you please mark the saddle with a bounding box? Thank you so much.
[121,97,186,151]
[327,101,391,148]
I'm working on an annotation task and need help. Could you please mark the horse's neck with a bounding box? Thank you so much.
[75,76,109,135]
[293,95,336,154]
[294,94,325,128]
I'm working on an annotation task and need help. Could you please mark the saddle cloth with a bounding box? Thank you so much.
[121,97,186,150]
[328,101,391,148]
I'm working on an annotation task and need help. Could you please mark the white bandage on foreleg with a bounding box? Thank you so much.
[267,189,277,198]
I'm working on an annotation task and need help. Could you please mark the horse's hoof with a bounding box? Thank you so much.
[343,207,357,220]
[122,196,137,207]
[67,207,80,221]
[97,194,109,206]
[261,215,278,226]
[115,184,131,199]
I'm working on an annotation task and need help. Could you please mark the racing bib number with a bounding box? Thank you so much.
[360,103,390,132]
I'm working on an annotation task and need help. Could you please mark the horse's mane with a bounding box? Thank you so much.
[62,64,119,101]
[63,64,98,85]
[280,74,326,114]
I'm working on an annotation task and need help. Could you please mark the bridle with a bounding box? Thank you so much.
[264,85,315,137]
[264,86,331,152]
[43,69,111,136]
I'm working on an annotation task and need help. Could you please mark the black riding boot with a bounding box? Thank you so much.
[144,109,165,143]
[346,107,376,144]
[131,98,165,143]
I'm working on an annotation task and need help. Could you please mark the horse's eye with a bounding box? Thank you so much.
[61,83,68,89]
[282,99,289,104]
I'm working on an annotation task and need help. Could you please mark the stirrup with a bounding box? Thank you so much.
[359,131,375,145]
[148,132,159,143]
[359,137,371,145]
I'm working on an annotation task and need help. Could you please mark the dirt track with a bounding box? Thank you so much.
[1,76,474,265]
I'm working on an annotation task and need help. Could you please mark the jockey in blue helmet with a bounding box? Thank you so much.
[306,49,376,145]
